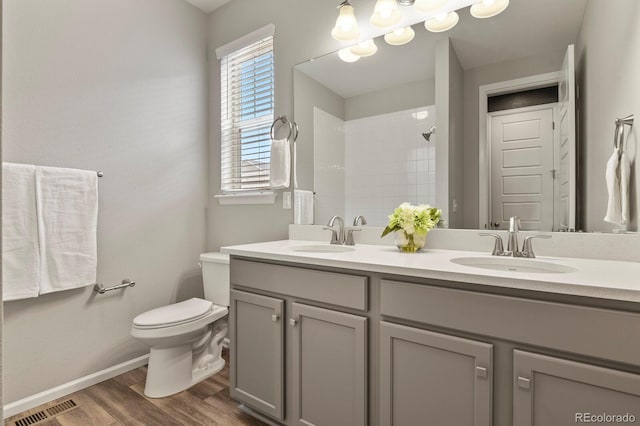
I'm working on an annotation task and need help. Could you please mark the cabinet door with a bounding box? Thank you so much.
[230,290,284,421]
[514,350,640,425]
[291,303,367,426]
[379,322,493,426]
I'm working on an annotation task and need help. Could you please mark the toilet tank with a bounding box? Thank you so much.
[199,252,230,307]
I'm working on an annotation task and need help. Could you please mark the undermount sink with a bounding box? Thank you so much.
[450,256,578,274]
[290,244,355,253]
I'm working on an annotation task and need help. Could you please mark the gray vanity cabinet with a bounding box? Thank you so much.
[230,289,284,421]
[229,258,640,426]
[513,350,640,425]
[290,302,367,426]
[379,321,493,426]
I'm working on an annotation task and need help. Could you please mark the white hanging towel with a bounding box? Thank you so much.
[36,166,98,295]
[619,150,631,225]
[293,142,298,189]
[294,190,314,225]
[604,148,622,225]
[2,163,40,301]
[269,138,291,189]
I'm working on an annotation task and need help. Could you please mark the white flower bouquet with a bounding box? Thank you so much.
[381,203,442,252]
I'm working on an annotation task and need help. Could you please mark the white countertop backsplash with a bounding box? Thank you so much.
[289,225,640,263]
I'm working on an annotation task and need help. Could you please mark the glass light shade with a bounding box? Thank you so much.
[338,47,361,63]
[350,39,378,57]
[331,4,361,42]
[424,11,459,32]
[384,26,416,45]
[470,0,509,18]
[370,0,403,28]
[414,0,447,14]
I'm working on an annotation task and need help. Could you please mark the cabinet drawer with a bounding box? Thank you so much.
[380,279,640,366]
[231,259,368,311]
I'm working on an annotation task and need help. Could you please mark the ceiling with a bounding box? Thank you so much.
[297,0,588,99]
[184,0,232,13]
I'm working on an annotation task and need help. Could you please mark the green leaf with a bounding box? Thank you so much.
[381,226,396,238]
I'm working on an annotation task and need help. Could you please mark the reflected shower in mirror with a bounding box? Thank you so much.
[294,0,640,233]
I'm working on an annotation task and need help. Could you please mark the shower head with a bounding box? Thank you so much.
[422,125,436,142]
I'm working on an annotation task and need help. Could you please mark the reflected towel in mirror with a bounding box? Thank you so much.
[270,138,291,189]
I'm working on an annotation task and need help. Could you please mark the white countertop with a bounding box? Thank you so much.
[221,240,640,303]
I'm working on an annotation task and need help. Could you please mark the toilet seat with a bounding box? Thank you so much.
[133,298,220,330]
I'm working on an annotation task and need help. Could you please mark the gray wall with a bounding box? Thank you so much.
[576,0,640,232]
[293,69,345,192]
[2,0,208,402]
[207,0,345,250]
[345,78,435,121]
[447,42,464,229]
[1,0,3,415]
[434,38,464,229]
[461,48,566,228]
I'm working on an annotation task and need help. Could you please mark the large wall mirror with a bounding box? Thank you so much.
[293,0,640,233]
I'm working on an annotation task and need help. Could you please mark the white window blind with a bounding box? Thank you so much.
[220,33,274,193]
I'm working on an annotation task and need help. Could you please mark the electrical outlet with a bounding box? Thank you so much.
[452,199,458,213]
[283,191,292,209]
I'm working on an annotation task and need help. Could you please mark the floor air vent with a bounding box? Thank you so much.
[46,399,77,416]
[13,399,77,426]
[13,411,48,426]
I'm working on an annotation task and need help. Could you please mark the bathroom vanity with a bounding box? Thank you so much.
[222,240,640,426]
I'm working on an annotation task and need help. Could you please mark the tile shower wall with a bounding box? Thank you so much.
[345,106,437,226]
[314,107,345,225]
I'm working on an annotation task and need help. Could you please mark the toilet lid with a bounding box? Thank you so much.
[133,298,213,328]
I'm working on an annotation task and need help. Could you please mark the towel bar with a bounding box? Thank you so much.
[614,115,634,151]
[93,279,135,294]
[270,115,299,142]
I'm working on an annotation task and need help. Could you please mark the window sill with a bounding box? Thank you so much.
[215,191,277,205]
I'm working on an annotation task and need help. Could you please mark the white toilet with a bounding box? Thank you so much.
[131,252,230,398]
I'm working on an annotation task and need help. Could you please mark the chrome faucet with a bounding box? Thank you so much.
[324,216,345,245]
[345,216,367,246]
[518,234,552,258]
[507,216,521,254]
[353,216,367,226]
[480,216,552,258]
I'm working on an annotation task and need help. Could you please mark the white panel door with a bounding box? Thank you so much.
[490,107,554,231]
[557,44,577,230]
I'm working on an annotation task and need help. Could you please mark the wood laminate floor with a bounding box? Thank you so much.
[5,351,266,426]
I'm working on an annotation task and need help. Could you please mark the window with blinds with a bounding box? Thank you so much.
[220,34,274,193]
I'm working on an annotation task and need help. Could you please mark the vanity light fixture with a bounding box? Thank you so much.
[470,0,509,18]
[351,39,378,57]
[370,0,403,28]
[384,26,416,45]
[414,0,447,14]
[424,11,459,32]
[338,47,361,62]
[331,0,361,42]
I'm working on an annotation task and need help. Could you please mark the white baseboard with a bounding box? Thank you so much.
[3,354,149,419]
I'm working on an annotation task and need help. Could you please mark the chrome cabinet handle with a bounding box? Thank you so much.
[289,318,298,327]
[476,366,488,378]
[272,314,280,322]
[517,376,531,390]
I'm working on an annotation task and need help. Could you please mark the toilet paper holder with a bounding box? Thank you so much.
[93,278,136,294]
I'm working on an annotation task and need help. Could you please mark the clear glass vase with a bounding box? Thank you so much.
[395,231,427,253]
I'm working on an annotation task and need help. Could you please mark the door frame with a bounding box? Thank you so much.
[478,71,562,229]
[487,103,559,230]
